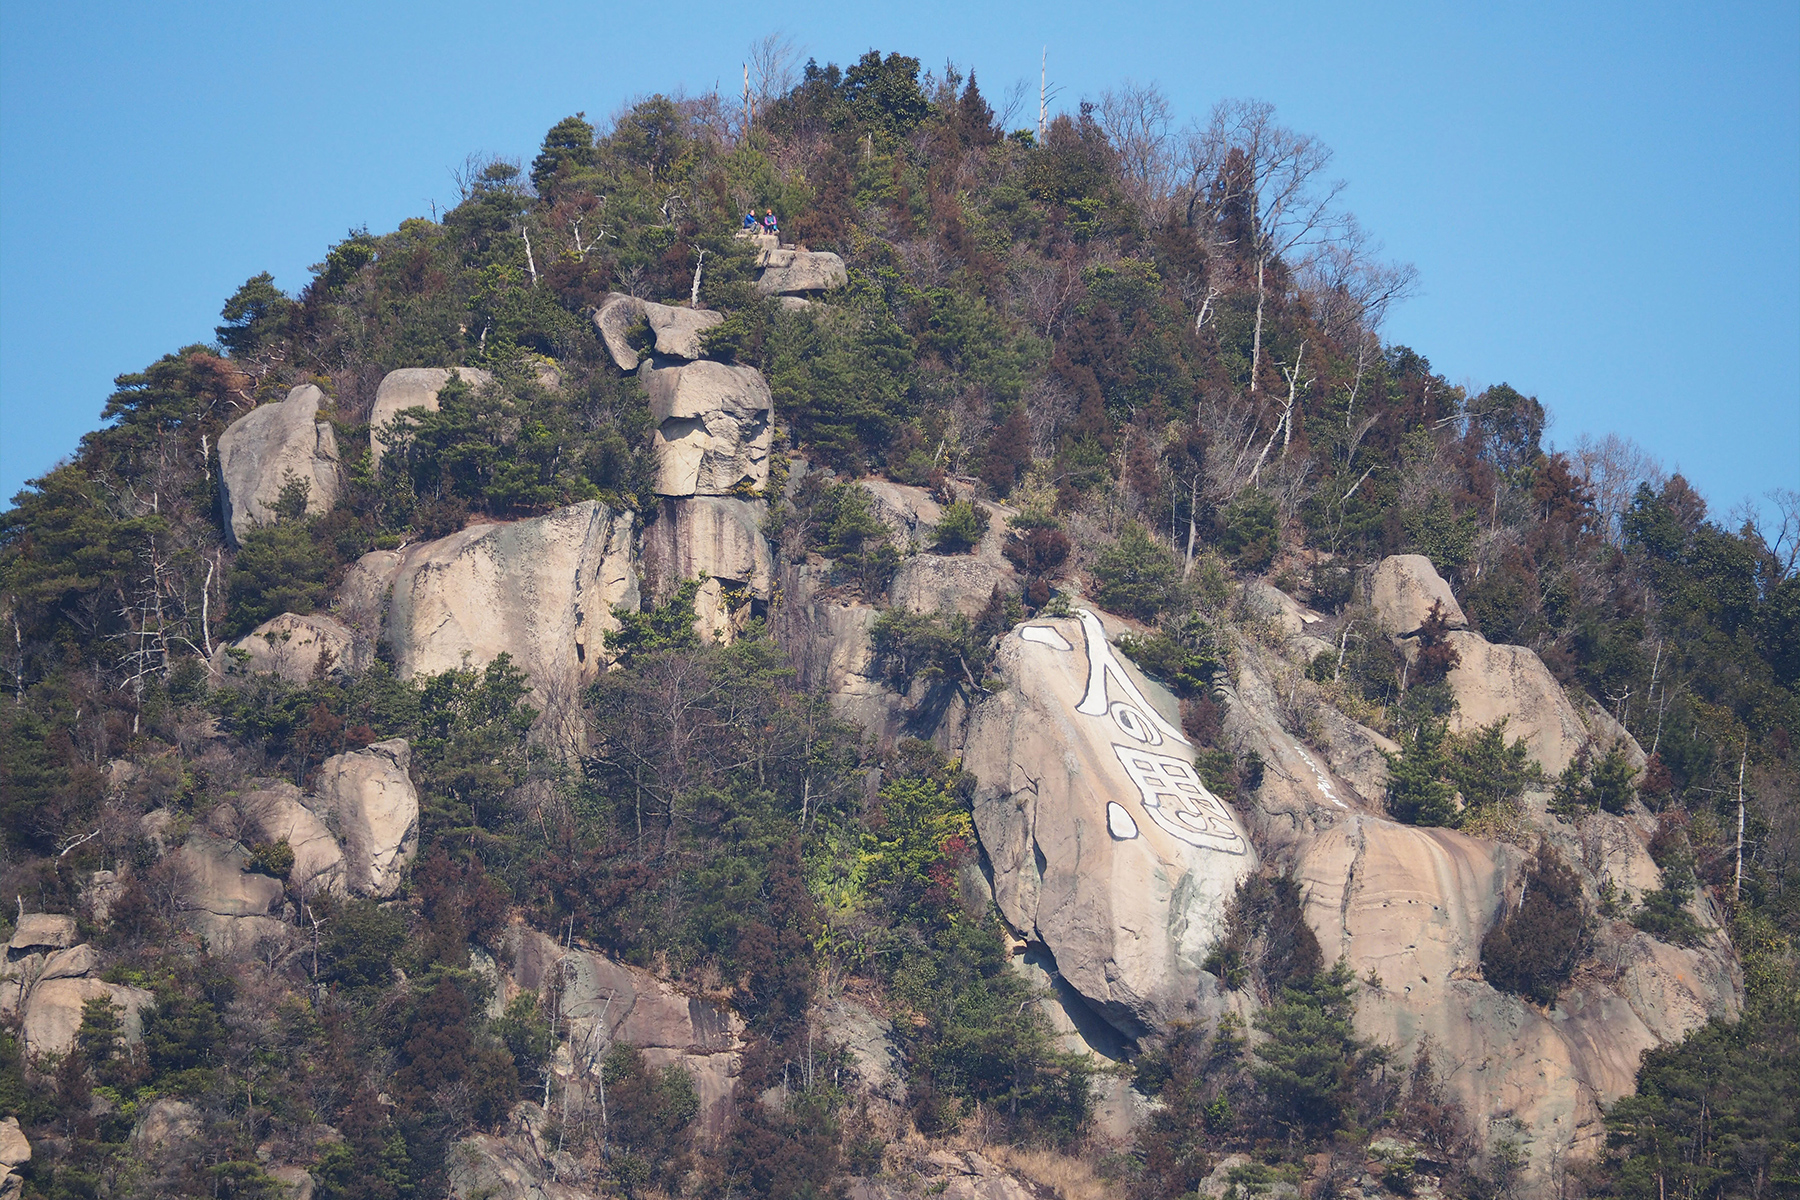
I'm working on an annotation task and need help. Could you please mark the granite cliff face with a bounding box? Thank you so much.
[216,383,341,545]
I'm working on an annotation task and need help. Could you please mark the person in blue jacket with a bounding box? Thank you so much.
[742,208,759,230]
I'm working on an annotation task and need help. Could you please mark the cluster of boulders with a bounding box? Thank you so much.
[0,914,152,1061]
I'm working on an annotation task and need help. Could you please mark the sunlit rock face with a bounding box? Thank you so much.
[216,383,341,545]
[963,609,1258,1039]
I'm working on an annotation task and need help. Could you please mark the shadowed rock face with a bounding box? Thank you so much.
[216,384,341,546]
[964,610,1259,1039]
[368,367,494,471]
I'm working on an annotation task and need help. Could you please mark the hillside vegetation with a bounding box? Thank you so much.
[1,47,1795,1200]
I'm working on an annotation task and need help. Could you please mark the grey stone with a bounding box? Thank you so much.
[217,384,341,546]
[0,1117,28,1169]
[640,360,773,497]
[8,913,75,954]
[756,248,848,295]
[1366,554,1467,635]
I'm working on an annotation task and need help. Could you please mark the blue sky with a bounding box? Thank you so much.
[3,0,1796,521]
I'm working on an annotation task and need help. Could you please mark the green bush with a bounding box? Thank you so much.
[1092,522,1181,621]
[930,499,989,553]
[1220,490,1278,572]
[1385,721,1458,827]
[1449,719,1536,812]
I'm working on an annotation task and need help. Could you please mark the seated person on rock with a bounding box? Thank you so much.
[742,208,759,230]
[763,208,779,235]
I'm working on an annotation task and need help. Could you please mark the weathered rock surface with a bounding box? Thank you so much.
[964,610,1258,1038]
[775,562,913,744]
[1244,580,1336,666]
[1367,553,1467,634]
[1220,630,1739,1180]
[815,998,903,1103]
[131,1098,203,1152]
[640,360,773,497]
[21,976,152,1056]
[8,913,75,955]
[368,367,494,471]
[176,835,289,954]
[756,248,848,295]
[593,293,726,370]
[217,384,341,546]
[0,1118,27,1169]
[379,501,637,741]
[212,612,356,684]
[449,1116,587,1200]
[1443,631,1636,777]
[848,1150,1037,1200]
[239,780,346,897]
[642,496,773,600]
[314,739,418,898]
[510,927,745,1139]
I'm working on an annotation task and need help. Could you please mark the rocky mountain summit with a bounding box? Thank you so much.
[138,254,1742,1195]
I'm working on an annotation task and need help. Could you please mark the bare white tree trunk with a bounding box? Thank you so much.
[690,248,707,307]
[521,228,539,286]
[1735,748,1748,903]
[1251,256,1266,391]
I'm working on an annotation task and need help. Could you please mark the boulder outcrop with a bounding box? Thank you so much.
[640,361,773,497]
[18,973,152,1057]
[509,928,745,1139]
[211,611,356,684]
[314,739,418,898]
[963,610,1258,1038]
[643,495,775,642]
[176,834,289,954]
[217,384,341,546]
[756,248,848,295]
[368,367,494,471]
[378,501,637,741]
[8,913,75,955]
[593,293,723,370]
[239,780,346,897]
[1367,553,1467,634]
[1443,630,1628,776]
[0,1118,27,1170]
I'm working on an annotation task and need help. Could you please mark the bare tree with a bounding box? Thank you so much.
[1181,100,1349,391]
[747,32,801,124]
[1572,432,1666,547]
[1099,80,1176,217]
[1295,215,1419,343]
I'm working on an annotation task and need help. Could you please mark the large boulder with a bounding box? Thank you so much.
[211,612,355,684]
[1367,554,1467,634]
[592,293,723,370]
[640,361,773,497]
[0,1118,27,1170]
[314,739,418,898]
[238,780,346,897]
[380,501,638,743]
[368,367,493,472]
[175,835,289,954]
[1444,631,1639,777]
[510,928,745,1139]
[755,248,848,295]
[21,976,152,1057]
[217,384,341,546]
[8,913,75,955]
[963,610,1258,1038]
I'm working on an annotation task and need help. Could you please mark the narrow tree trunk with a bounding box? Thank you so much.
[1735,748,1748,903]
[521,228,538,286]
[1250,255,1267,392]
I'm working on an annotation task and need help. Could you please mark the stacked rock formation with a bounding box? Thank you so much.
[216,383,341,545]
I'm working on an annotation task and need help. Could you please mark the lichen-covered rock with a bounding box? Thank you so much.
[8,913,75,955]
[380,501,637,743]
[217,384,341,546]
[211,612,356,684]
[963,610,1258,1038]
[640,361,772,496]
[130,1098,203,1152]
[239,781,345,897]
[368,367,494,471]
[756,248,848,294]
[1367,554,1467,634]
[314,739,418,898]
[775,562,909,743]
